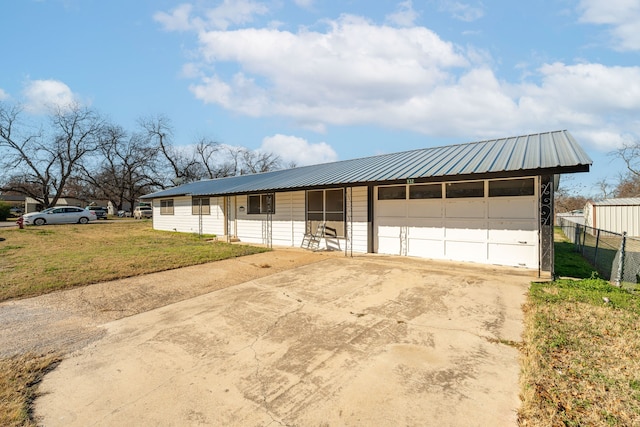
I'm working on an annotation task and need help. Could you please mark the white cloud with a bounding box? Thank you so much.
[439,1,484,22]
[190,15,468,118]
[0,88,8,100]
[385,1,419,27]
[260,134,338,166]
[22,79,77,114]
[578,0,640,51]
[154,3,195,32]
[154,1,269,32]
[174,10,639,153]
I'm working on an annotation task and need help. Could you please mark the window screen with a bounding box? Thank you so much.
[306,189,344,237]
[488,178,535,197]
[445,181,484,198]
[160,199,174,215]
[409,184,442,199]
[247,194,275,214]
[192,197,210,215]
[378,186,406,200]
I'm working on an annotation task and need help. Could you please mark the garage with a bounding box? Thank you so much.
[375,177,539,268]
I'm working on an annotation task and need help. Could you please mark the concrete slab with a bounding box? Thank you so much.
[35,256,532,426]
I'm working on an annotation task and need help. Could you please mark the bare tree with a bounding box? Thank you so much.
[194,137,231,179]
[611,140,640,198]
[139,115,203,186]
[0,103,105,209]
[79,125,163,211]
[240,149,281,174]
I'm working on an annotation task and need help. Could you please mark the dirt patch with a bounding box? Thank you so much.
[0,248,333,358]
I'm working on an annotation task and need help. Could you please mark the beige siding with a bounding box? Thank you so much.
[349,186,369,253]
[152,196,225,236]
[235,191,306,246]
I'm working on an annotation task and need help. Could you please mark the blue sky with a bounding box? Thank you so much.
[1,0,639,196]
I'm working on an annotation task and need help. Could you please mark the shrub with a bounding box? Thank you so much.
[0,201,10,221]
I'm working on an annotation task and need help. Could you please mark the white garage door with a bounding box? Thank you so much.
[375,179,539,269]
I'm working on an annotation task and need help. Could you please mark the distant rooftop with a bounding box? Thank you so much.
[590,198,640,206]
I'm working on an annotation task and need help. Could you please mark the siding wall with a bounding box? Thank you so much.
[150,187,369,252]
[235,191,306,246]
[235,187,369,252]
[152,196,226,236]
[594,204,640,237]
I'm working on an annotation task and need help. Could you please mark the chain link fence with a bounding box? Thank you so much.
[557,216,640,286]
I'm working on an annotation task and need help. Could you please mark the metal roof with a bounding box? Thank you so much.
[142,130,592,199]
[591,198,640,206]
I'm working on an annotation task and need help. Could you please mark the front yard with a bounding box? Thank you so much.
[0,221,267,302]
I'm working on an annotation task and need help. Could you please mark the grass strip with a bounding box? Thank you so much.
[0,354,60,427]
[520,229,640,425]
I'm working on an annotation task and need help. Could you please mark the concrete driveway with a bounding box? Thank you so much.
[36,256,532,426]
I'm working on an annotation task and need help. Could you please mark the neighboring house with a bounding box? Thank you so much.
[0,194,26,211]
[141,130,592,275]
[25,197,110,213]
[584,198,640,237]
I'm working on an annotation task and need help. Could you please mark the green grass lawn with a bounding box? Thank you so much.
[0,221,268,302]
[519,229,640,426]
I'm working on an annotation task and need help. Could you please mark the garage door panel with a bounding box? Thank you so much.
[377,217,408,227]
[488,243,537,268]
[445,241,487,262]
[378,236,401,255]
[408,238,444,258]
[408,200,442,218]
[445,220,487,241]
[445,200,485,218]
[377,201,406,217]
[378,225,401,238]
[489,220,537,243]
[408,224,445,239]
[489,198,536,219]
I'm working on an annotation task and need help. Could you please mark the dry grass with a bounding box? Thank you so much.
[520,278,640,425]
[0,354,60,427]
[0,221,268,302]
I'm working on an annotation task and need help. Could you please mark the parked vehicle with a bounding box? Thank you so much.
[117,210,131,217]
[22,206,97,225]
[133,206,153,219]
[86,206,108,220]
[9,207,23,216]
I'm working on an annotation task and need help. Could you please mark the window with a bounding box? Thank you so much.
[446,181,484,198]
[307,189,344,237]
[410,184,442,199]
[160,199,174,215]
[489,178,535,197]
[378,186,406,200]
[192,197,210,215]
[247,194,275,214]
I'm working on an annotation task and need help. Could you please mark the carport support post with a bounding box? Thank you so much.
[539,175,554,277]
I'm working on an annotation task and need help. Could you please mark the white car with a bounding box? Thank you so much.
[133,206,153,219]
[22,206,97,226]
